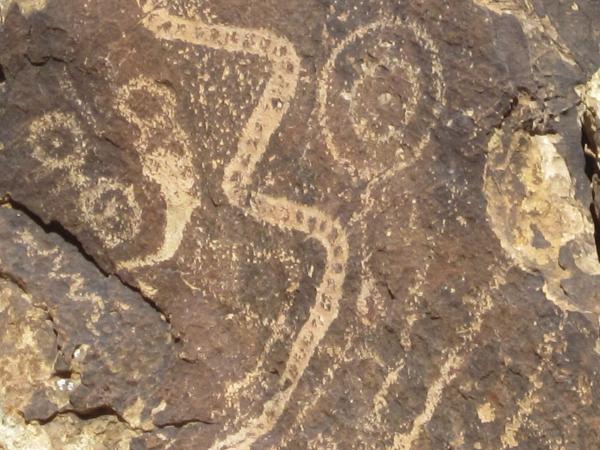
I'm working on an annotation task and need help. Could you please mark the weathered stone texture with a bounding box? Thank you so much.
[1,0,600,449]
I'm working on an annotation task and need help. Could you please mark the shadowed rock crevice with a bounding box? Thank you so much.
[582,124,598,180]
[2,196,110,276]
[0,195,175,331]
[582,117,600,262]
[578,70,600,270]
[31,403,212,431]
[35,405,133,428]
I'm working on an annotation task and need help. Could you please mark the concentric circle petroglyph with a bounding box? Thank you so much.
[27,111,143,249]
[348,50,420,146]
[318,18,444,183]
[28,111,88,172]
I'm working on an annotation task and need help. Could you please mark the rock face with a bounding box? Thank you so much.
[1,0,600,448]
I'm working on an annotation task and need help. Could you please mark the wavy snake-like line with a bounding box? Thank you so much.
[141,7,349,449]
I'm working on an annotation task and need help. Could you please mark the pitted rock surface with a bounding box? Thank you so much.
[1,0,600,449]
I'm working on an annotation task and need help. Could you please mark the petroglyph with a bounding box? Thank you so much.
[116,75,200,269]
[392,292,495,450]
[4,1,600,448]
[317,19,446,371]
[355,271,384,328]
[140,4,349,448]
[255,17,449,448]
[368,359,406,428]
[279,234,441,448]
[317,18,444,187]
[500,327,563,448]
[28,111,87,173]
[270,325,362,449]
[361,250,437,440]
[348,52,420,147]
[16,12,451,448]
[27,111,142,248]
[26,73,199,264]
[79,180,142,249]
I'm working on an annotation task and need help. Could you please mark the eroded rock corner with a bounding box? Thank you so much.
[1,0,600,449]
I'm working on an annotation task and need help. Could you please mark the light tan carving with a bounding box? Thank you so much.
[115,75,200,269]
[28,111,143,249]
[140,3,350,448]
[392,292,495,449]
[317,18,444,187]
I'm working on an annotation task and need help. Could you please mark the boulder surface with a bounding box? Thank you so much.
[1,0,600,448]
